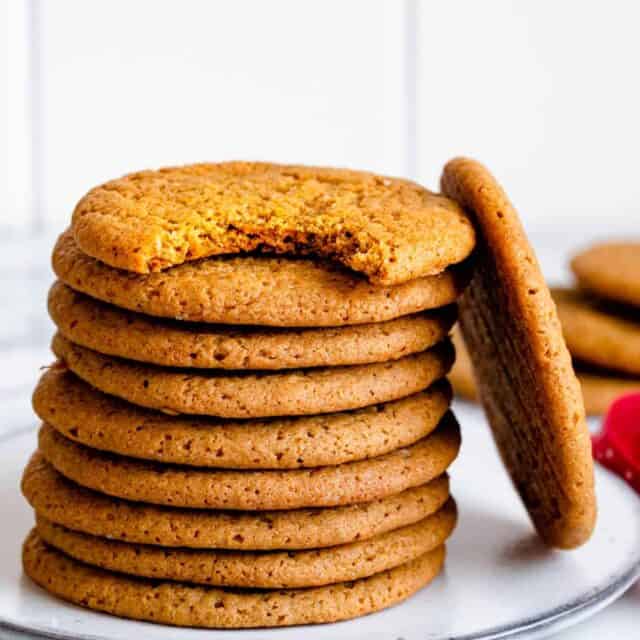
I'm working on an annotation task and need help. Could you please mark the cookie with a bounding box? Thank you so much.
[35,499,456,589]
[575,368,640,415]
[53,231,470,327]
[441,157,596,549]
[448,325,478,401]
[71,161,475,284]
[22,454,450,550]
[23,531,445,628]
[553,287,640,375]
[450,329,640,415]
[48,280,456,369]
[37,414,460,509]
[51,333,454,418]
[34,368,452,469]
[571,243,640,308]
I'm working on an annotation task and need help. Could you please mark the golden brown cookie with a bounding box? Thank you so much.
[571,243,640,308]
[53,231,470,327]
[71,161,475,284]
[48,280,456,369]
[441,157,596,549]
[37,414,460,509]
[23,531,445,628]
[35,499,456,589]
[574,367,640,415]
[34,367,452,469]
[51,333,454,418]
[448,325,478,401]
[553,287,640,375]
[22,454,450,550]
[449,329,640,415]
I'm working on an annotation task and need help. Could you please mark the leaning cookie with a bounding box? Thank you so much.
[442,157,596,550]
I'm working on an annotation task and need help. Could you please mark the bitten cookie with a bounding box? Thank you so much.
[35,499,456,588]
[53,230,471,327]
[34,367,452,469]
[22,454,451,550]
[571,243,640,308]
[71,161,475,284]
[37,415,460,509]
[441,157,596,549]
[51,333,454,418]
[23,532,446,628]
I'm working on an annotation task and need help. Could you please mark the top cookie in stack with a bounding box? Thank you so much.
[23,163,475,629]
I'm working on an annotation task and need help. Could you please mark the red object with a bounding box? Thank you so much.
[592,392,640,494]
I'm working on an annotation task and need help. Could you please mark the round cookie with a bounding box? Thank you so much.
[37,415,461,510]
[22,454,451,550]
[52,230,471,327]
[51,333,454,418]
[48,280,456,369]
[441,157,596,549]
[571,243,640,308]
[553,287,640,376]
[71,161,475,284]
[35,499,456,589]
[34,367,452,469]
[23,531,446,628]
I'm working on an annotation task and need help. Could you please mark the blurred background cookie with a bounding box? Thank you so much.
[572,243,640,308]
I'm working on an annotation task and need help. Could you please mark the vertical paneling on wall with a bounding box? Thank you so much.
[5,0,640,233]
[2,0,32,228]
[2,0,411,230]
[416,0,640,232]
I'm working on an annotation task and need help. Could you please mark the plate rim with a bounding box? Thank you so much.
[1,427,640,640]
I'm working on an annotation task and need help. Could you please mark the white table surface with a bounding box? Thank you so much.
[0,229,638,640]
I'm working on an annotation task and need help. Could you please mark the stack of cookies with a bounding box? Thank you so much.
[563,242,640,412]
[451,242,640,416]
[21,163,477,628]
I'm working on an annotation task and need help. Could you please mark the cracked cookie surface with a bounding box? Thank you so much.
[71,161,475,285]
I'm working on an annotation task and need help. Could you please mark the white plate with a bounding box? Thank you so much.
[1,402,639,640]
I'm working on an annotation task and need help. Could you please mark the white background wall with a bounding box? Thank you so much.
[2,7,640,637]
[2,0,639,235]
